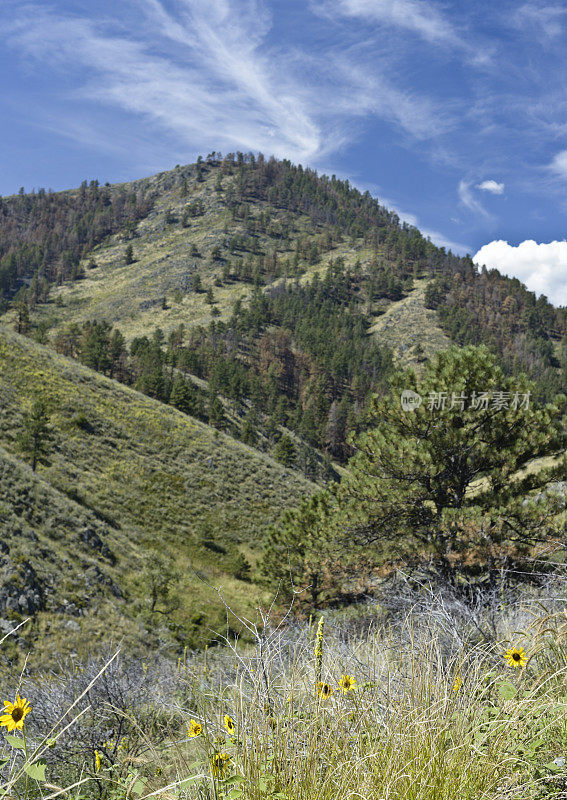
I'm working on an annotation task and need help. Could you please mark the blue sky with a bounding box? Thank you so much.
[2,0,567,304]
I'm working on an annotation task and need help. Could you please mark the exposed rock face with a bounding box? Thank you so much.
[0,556,44,614]
[78,526,116,564]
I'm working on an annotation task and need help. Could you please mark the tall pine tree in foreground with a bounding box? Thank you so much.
[264,346,566,600]
[337,345,565,580]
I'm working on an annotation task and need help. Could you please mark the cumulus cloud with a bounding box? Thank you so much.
[477,179,504,194]
[473,239,567,306]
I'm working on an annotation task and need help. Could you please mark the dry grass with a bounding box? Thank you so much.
[4,580,567,799]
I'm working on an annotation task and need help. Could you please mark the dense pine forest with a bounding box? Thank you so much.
[0,180,153,300]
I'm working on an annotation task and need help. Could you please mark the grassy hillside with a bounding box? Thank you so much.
[0,443,146,665]
[368,278,452,367]
[2,161,448,365]
[0,325,315,663]
[2,165,326,340]
[0,158,563,668]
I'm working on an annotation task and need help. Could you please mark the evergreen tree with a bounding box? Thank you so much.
[335,345,565,580]
[241,408,259,446]
[81,321,112,374]
[262,494,342,605]
[273,434,296,467]
[124,244,135,264]
[18,398,53,471]
[109,328,128,379]
[16,299,30,335]
[170,375,197,415]
[208,390,225,428]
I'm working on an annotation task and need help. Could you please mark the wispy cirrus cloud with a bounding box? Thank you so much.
[0,0,448,166]
[312,0,463,47]
[2,1,322,163]
[310,0,492,65]
[548,150,567,178]
[458,180,491,218]
[513,3,567,40]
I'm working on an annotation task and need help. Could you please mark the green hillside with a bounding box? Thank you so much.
[0,325,314,664]
[2,157,564,465]
[0,157,564,666]
[368,278,453,367]
[1,162,378,342]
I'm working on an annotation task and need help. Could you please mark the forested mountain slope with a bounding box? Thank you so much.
[3,155,564,466]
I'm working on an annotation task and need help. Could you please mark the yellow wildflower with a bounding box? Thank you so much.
[210,752,232,779]
[95,750,102,773]
[452,675,462,692]
[318,682,333,699]
[0,695,31,732]
[188,719,203,737]
[224,714,235,735]
[338,675,356,693]
[505,646,527,668]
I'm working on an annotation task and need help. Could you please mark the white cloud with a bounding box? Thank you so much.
[477,179,504,194]
[473,239,567,306]
[549,150,567,178]
[458,180,491,218]
[514,4,567,39]
[313,0,463,47]
[328,57,451,140]
[2,1,322,163]
[1,0,447,167]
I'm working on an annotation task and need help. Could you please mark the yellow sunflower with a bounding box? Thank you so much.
[224,714,235,735]
[452,675,462,692]
[505,646,527,668]
[338,675,356,693]
[188,719,203,737]
[317,682,333,699]
[0,695,31,732]
[210,752,232,779]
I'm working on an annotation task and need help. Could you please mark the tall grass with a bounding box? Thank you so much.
[3,583,567,799]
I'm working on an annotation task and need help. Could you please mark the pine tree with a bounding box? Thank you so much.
[170,375,197,415]
[241,408,258,446]
[335,345,565,580]
[124,244,135,264]
[208,390,225,428]
[18,398,53,471]
[273,434,295,467]
[262,494,342,605]
[16,299,30,335]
